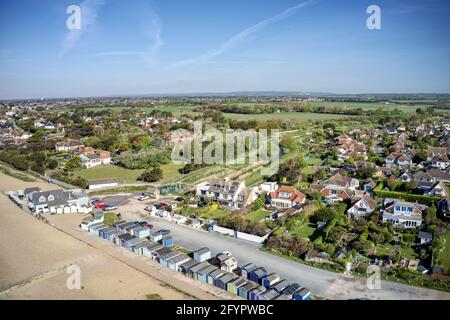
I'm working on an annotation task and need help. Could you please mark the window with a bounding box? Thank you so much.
[48,195,54,201]
[39,196,46,203]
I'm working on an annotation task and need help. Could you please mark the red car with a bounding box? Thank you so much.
[94,202,106,209]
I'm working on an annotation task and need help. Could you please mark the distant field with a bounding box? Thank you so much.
[75,163,183,184]
[55,105,202,117]
[224,112,353,121]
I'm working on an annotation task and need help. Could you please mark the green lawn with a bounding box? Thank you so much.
[275,214,317,240]
[246,209,272,223]
[435,231,450,273]
[180,205,230,220]
[75,163,183,184]
[224,112,353,122]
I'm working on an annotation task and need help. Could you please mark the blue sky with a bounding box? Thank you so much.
[0,0,449,99]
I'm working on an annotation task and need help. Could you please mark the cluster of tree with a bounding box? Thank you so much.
[218,215,268,236]
[139,166,163,182]
[115,150,169,169]
[275,156,305,185]
[0,150,52,174]
[266,234,310,258]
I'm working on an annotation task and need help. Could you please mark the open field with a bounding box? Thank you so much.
[435,231,450,273]
[224,112,353,121]
[54,105,202,117]
[75,163,184,184]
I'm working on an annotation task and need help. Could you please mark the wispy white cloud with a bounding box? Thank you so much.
[170,1,314,68]
[142,9,163,65]
[94,51,145,56]
[59,0,106,58]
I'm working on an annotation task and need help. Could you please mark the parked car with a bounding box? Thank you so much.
[94,202,106,209]
[91,198,101,205]
[138,195,150,201]
[175,197,184,202]
[103,205,118,211]
[157,229,170,236]
[144,205,154,212]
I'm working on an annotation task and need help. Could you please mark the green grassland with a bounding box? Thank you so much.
[75,163,183,184]
[224,112,353,122]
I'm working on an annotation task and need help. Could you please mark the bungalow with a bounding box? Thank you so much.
[167,254,191,271]
[427,146,449,161]
[399,172,414,182]
[193,247,212,262]
[346,194,377,219]
[227,277,248,296]
[258,288,280,300]
[55,139,84,152]
[418,231,433,245]
[81,149,111,168]
[240,263,258,279]
[178,259,201,277]
[437,198,450,220]
[414,169,450,184]
[293,288,311,301]
[262,273,280,288]
[215,272,237,290]
[238,282,259,299]
[88,179,119,190]
[424,182,448,197]
[268,185,306,209]
[431,155,450,170]
[381,199,426,228]
[248,286,267,301]
[248,267,268,283]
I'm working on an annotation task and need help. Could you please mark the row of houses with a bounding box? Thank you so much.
[80,215,311,301]
[55,139,112,169]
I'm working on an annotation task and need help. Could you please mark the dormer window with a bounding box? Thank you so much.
[48,194,54,201]
[39,196,46,202]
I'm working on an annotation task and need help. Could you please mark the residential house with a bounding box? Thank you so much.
[418,231,433,245]
[346,194,377,218]
[55,139,84,152]
[29,189,91,214]
[81,148,111,168]
[437,198,450,220]
[386,152,413,169]
[196,178,256,210]
[414,169,450,184]
[431,155,450,170]
[381,199,426,228]
[424,182,448,197]
[268,186,306,209]
[320,173,359,202]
